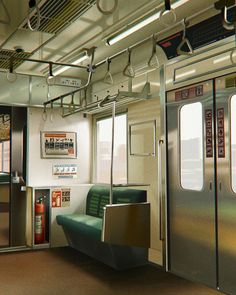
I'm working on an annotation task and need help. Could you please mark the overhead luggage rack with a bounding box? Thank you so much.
[61,82,155,117]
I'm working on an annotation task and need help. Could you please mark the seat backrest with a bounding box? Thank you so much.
[86,185,147,218]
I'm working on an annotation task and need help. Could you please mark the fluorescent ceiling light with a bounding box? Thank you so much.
[107,12,160,45]
[53,52,88,76]
[175,69,196,79]
[107,0,187,46]
[213,55,230,64]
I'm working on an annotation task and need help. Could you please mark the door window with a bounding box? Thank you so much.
[180,102,204,190]
[231,95,236,192]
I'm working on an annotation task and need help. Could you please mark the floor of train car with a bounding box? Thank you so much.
[0,247,223,295]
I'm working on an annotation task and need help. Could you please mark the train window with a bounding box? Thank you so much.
[0,141,10,173]
[96,114,127,184]
[180,102,204,191]
[231,95,236,192]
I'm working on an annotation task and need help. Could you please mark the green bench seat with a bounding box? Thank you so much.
[56,185,148,269]
[56,185,147,240]
[56,214,103,241]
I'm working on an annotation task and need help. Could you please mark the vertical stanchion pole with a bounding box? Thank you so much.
[110,101,116,205]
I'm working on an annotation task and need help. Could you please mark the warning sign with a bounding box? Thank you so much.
[217,108,225,158]
[205,109,213,158]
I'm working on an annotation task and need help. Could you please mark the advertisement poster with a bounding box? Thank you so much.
[41,131,77,159]
[53,164,77,179]
[52,190,62,208]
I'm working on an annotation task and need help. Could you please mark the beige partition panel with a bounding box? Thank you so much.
[102,203,150,248]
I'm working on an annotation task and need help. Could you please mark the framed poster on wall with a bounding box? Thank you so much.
[41,131,77,159]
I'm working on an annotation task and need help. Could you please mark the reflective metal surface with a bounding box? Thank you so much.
[10,107,27,247]
[167,81,217,287]
[216,75,236,295]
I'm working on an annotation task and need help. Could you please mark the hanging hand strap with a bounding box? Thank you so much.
[104,58,114,85]
[176,19,194,56]
[215,0,235,30]
[148,35,160,68]
[123,48,135,78]
[164,0,171,11]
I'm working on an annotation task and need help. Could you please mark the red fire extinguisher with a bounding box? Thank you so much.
[35,197,46,244]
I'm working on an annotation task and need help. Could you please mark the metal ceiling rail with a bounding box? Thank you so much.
[95,4,216,69]
[43,3,216,112]
[43,49,96,108]
[0,54,88,70]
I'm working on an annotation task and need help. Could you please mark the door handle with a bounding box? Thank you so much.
[209,181,212,191]
[219,181,222,191]
[158,139,164,241]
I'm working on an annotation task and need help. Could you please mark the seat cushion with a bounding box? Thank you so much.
[56,214,103,240]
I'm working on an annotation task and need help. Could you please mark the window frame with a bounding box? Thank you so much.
[0,140,10,174]
[93,111,128,184]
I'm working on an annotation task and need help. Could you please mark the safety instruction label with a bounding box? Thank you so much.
[62,188,70,208]
[52,190,62,208]
[175,85,203,101]
[205,109,213,158]
[217,108,225,158]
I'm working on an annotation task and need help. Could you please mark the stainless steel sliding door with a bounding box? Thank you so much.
[166,81,217,287]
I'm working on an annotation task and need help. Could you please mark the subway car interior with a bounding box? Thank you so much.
[1,0,236,294]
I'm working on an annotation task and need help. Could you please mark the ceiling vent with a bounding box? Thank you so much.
[22,0,96,34]
[0,49,31,70]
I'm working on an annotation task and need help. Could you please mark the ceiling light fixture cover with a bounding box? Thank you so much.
[53,51,89,76]
[106,11,160,46]
[106,0,188,46]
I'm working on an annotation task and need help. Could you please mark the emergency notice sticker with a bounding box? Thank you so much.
[205,109,213,158]
[217,108,225,158]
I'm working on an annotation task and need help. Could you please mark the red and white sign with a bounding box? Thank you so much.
[217,108,225,158]
[175,85,203,101]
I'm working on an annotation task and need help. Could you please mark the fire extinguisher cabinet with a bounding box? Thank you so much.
[32,188,50,248]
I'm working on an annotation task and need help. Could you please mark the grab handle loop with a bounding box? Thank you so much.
[97,0,118,15]
[6,57,17,83]
[176,19,194,56]
[60,97,64,116]
[82,88,88,107]
[27,0,41,31]
[69,94,75,111]
[214,0,235,31]
[159,0,177,27]
[42,105,47,121]
[148,35,160,68]
[222,6,235,30]
[50,102,54,122]
[123,48,135,78]
[104,58,113,85]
